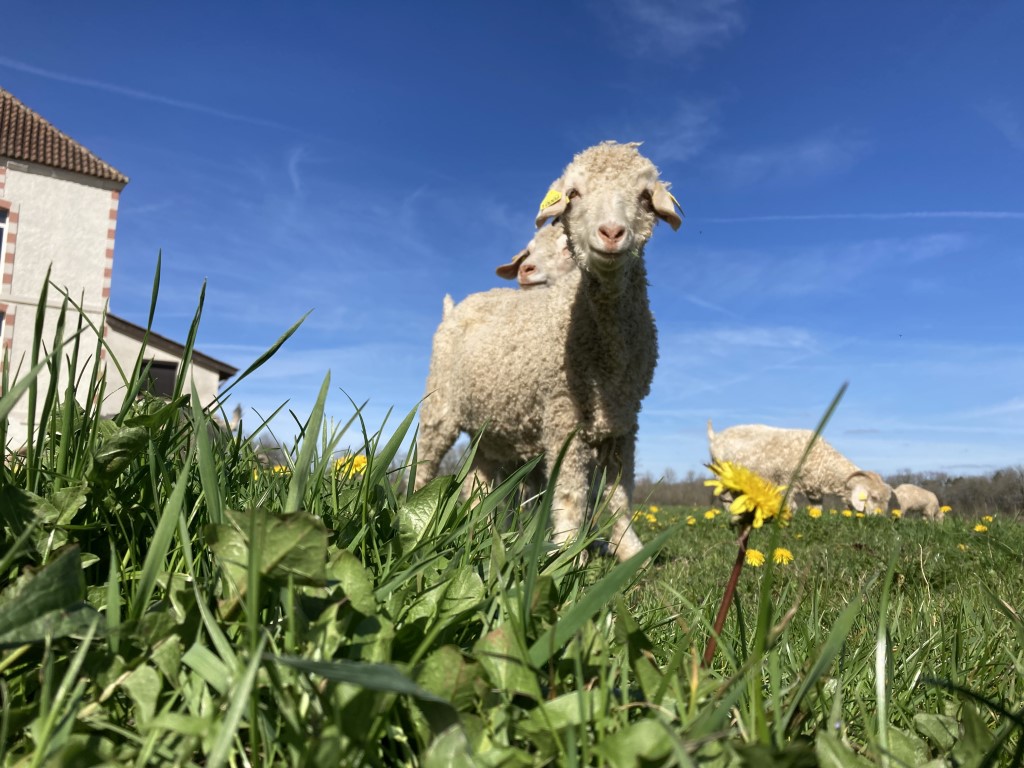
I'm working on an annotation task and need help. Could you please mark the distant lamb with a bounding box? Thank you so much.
[707,421,894,513]
[495,220,576,288]
[417,141,683,561]
[893,483,943,522]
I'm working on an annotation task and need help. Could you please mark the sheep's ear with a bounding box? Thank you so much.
[652,183,683,231]
[496,249,529,280]
[536,188,568,227]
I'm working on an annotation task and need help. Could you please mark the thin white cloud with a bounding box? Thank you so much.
[600,0,744,58]
[714,135,869,186]
[645,101,720,163]
[0,55,291,130]
[706,210,1024,223]
[980,101,1024,151]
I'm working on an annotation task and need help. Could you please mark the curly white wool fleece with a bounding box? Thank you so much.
[707,422,895,514]
[416,141,682,561]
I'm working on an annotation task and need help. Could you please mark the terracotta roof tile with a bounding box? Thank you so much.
[0,87,128,185]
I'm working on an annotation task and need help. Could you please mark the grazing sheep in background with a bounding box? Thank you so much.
[495,220,576,288]
[893,483,943,522]
[707,421,894,513]
[417,141,683,561]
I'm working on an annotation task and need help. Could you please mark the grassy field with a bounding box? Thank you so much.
[1,284,1023,766]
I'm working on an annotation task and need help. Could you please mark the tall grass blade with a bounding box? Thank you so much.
[527,525,677,669]
[285,371,330,513]
[129,447,194,624]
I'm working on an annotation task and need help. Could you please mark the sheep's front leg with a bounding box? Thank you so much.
[604,483,644,562]
[598,437,644,562]
[547,443,590,553]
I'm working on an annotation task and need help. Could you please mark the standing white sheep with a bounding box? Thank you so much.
[706,421,894,513]
[494,220,576,288]
[893,483,943,522]
[416,141,683,561]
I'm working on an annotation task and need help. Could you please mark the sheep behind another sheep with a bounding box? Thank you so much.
[417,141,682,562]
[707,421,894,513]
[495,220,576,288]
[893,483,943,521]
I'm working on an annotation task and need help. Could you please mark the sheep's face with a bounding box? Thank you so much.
[536,142,682,275]
[846,471,894,515]
[495,222,575,288]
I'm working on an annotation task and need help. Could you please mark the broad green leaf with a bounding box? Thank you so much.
[474,626,542,701]
[328,549,377,615]
[0,546,100,647]
[396,478,447,551]
[815,731,874,768]
[121,664,162,726]
[884,727,930,767]
[520,688,611,735]
[416,645,481,710]
[438,566,485,619]
[48,482,89,525]
[207,508,328,599]
[914,712,959,752]
[266,653,453,706]
[88,425,148,486]
[594,719,674,766]
[952,703,993,765]
[422,726,476,768]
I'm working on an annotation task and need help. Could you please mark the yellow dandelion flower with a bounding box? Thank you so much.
[841,509,853,518]
[808,507,822,519]
[686,515,697,526]
[705,460,791,528]
[704,509,717,520]
[632,510,643,521]
[974,524,988,533]
[940,505,952,514]
[335,454,368,476]
[795,532,803,539]
[957,544,968,551]
[982,515,994,523]
[645,513,657,523]
[829,508,838,516]
[745,548,766,567]
[855,512,865,519]
[891,508,902,519]
[772,547,794,565]
[649,505,660,514]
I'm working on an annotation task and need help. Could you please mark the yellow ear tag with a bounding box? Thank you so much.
[539,189,562,211]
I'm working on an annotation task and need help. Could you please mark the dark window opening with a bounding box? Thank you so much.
[142,360,177,399]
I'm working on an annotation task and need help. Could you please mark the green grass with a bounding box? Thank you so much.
[1,276,1022,766]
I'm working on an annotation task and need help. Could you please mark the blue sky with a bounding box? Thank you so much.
[4,2,1024,478]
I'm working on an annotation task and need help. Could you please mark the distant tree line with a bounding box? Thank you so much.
[636,466,1024,519]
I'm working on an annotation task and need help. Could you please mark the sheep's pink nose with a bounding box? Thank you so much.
[598,224,626,248]
[521,263,536,277]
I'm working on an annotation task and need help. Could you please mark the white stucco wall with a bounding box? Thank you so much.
[103,328,225,415]
[4,166,113,311]
[2,164,116,448]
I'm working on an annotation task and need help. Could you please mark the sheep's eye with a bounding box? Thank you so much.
[639,190,654,210]
[568,189,581,200]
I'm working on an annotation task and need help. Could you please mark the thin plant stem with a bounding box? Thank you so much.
[703,523,752,667]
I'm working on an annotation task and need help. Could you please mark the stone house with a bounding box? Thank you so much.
[0,87,235,444]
